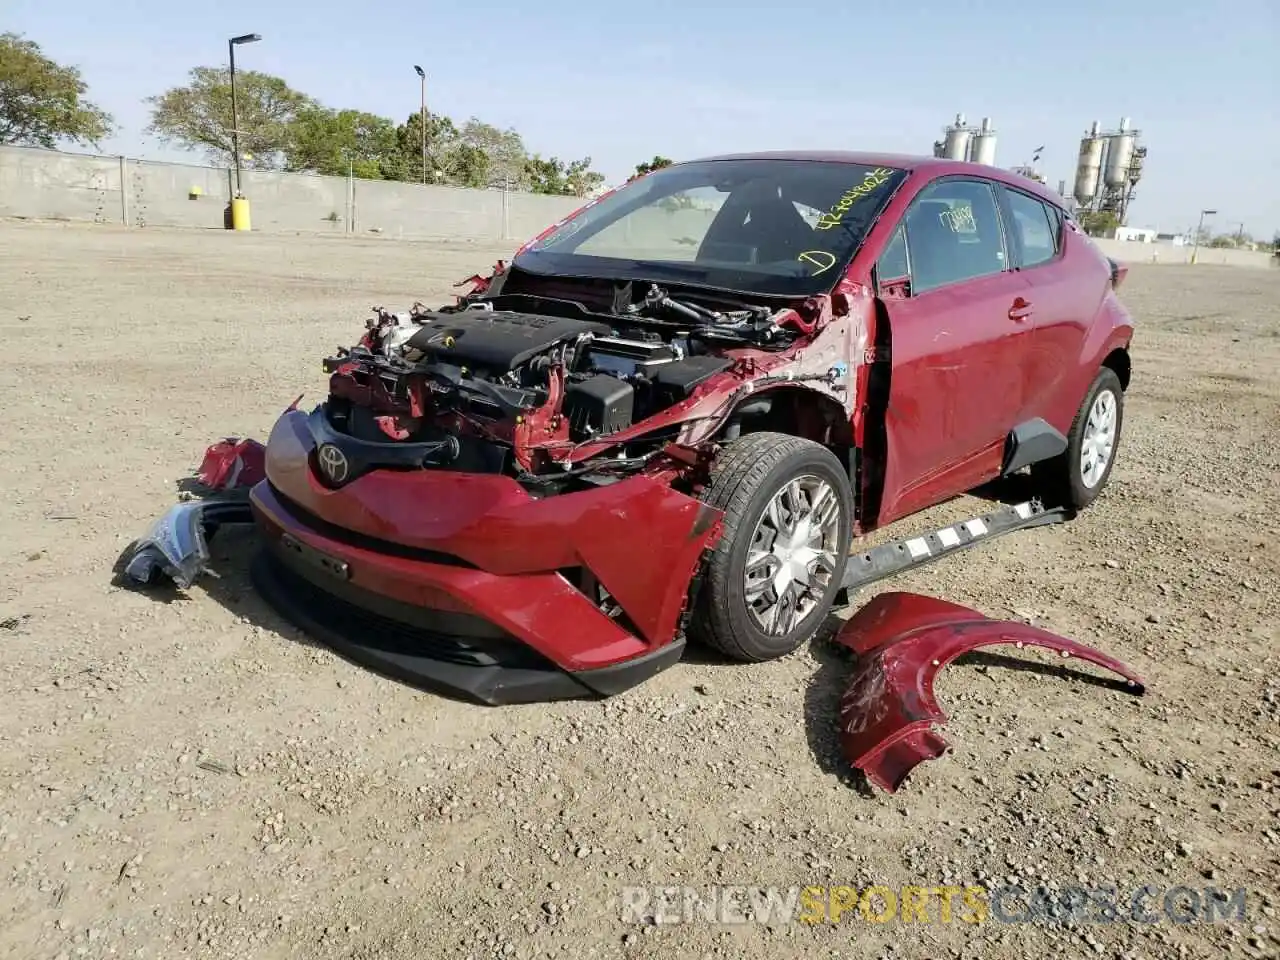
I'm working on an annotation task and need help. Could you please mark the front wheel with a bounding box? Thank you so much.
[1032,367,1125,510]
[689,432,853,662]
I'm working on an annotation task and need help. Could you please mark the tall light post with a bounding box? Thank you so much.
[228,33,261,197]
[1190,208,1216,265]
[413,65,426,185]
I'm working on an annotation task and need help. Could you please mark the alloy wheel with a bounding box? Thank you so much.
[1080,388,1118,489]
[743,475,842,636]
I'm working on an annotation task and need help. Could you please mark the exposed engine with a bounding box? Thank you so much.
[316,276,824,488]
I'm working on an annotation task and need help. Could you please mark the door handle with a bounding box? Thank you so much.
[1008,297,1034,321]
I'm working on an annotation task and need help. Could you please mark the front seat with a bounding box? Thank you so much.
[739,196,815,262]
[699,186,814,264]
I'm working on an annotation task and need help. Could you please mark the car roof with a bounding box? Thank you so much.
[684,150,1068,210]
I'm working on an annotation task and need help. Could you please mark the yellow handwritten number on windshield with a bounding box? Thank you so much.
[798,250,837,274]
[815,166,895,231]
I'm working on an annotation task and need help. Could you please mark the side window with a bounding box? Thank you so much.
[876,225,909,280]
[1046,203,1064,239]
[901,179,1007,294]
[1005,189,1058,268]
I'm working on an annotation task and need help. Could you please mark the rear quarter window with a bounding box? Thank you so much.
[1005,189,1060,268]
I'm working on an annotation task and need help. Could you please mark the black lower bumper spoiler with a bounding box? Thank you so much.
[251,547,684,706]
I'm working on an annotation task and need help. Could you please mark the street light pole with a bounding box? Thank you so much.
[413,65,426,185]
[228,33,261,197]
[1190,208,1216,265]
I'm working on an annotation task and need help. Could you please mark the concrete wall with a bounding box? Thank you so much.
[4,145,1276,269]
[0,144,583,242]
[1093,236,1277,269]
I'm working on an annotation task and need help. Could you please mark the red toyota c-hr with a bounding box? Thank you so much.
[242,152,1133,704]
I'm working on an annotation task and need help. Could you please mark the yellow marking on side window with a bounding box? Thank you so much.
[938,204,977,233]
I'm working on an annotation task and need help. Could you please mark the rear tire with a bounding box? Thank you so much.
[689,432,853,662]
[1031,367,1124,510]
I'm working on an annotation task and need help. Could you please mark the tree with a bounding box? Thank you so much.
[456,118,525,185]
[285,107,397,179]
[632,155,673,178]
[140,64,605,193]
[563,157,606,197]
[381,115,526,188]
[0,33,114,147]
[522,154,605,197]
[1076,209,1119,237]
[385,111,461,183]
[145,66,314,168]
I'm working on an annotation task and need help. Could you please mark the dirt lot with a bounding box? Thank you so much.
[0,221,1277,960]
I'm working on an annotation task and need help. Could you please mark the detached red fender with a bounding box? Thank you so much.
[836,592,1146,793]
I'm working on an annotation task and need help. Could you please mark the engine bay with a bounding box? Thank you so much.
[318,277,815,485]
[387,307,737,438]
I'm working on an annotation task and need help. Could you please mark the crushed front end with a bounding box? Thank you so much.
[247,267,856,704]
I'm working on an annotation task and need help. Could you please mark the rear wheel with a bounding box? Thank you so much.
[1032,367,1124,510]
[689,432,853,662]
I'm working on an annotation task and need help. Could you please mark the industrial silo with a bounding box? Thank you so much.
[1104,117,1136,188]
[942,113,971,161]
[1073,122,1104,206]
[969,117,997,166]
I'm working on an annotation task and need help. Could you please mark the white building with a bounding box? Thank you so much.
[1112,226,1157,243]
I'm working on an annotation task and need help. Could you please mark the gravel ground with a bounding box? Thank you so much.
[1,221,1277,960]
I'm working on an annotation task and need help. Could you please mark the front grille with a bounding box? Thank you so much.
[270,483,476,568]
[267,556,550,669]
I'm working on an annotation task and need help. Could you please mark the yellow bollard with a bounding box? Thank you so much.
[230,196,252,231]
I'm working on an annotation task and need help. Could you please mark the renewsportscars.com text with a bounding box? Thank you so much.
[619,884,1249,926]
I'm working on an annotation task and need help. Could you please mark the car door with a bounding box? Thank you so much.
[996,185,1078,426]
[872,176,1031,524]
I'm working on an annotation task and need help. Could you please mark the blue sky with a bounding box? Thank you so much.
[8,0,1278,237]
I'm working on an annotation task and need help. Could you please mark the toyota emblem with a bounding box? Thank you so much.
[316,443,350,485]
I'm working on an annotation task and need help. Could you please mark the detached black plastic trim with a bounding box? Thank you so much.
[1001,417,1068,476]
[306,405,457,483]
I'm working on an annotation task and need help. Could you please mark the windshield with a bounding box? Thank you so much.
[513,158,907,297]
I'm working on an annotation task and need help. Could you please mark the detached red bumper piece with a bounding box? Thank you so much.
[197,438,266,491]
[248,409,722,706]
[836,592,1145,793]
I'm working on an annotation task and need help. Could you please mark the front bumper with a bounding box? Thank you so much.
[250,537,684,705]
[246,409,722,704]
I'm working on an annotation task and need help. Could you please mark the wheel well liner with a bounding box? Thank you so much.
[717,385,853,449]
[1102,347,1131,391]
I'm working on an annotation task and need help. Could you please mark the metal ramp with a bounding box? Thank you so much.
[835,499,1072,604]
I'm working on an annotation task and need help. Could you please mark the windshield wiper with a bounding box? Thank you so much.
[620,283,790,349]
[626,283,721,323]
[627,283,772,326]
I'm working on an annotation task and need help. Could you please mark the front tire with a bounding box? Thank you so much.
[1032,367,1124,510]
[689,432,853,662]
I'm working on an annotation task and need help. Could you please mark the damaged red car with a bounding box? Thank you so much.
[142,152,1135,705]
